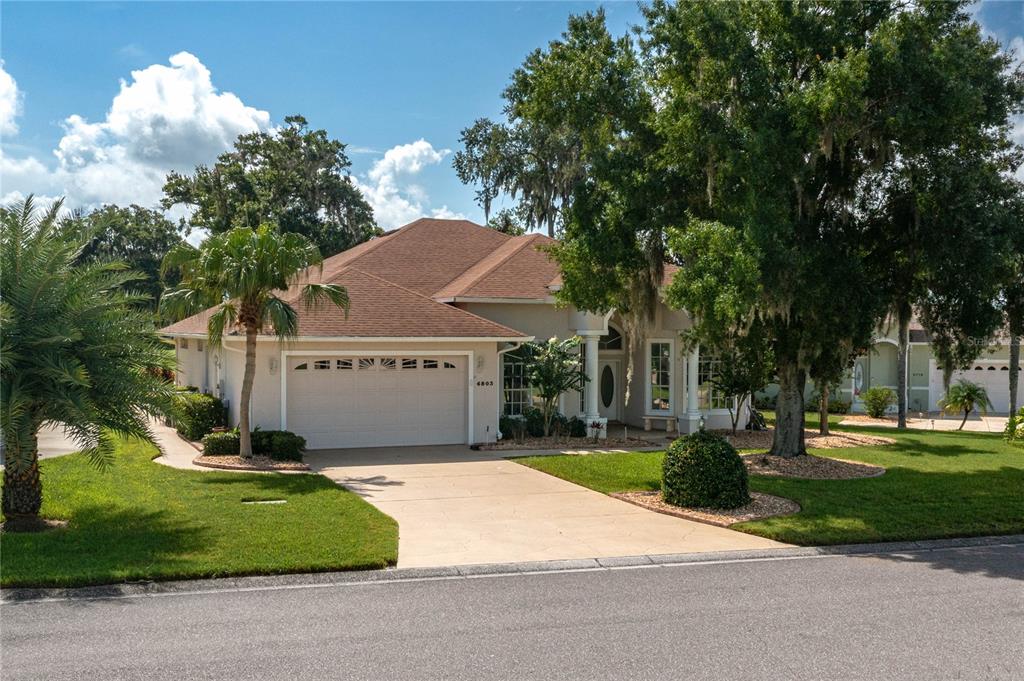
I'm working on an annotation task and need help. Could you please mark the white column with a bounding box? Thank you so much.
[584,334,600,420]
[578,332,606,438]
[685,344,700,432]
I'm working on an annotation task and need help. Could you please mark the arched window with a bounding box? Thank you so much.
[599,326,623,350]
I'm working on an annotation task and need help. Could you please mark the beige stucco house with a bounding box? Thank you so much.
[841,324,1020,415]
[161,218,740,449]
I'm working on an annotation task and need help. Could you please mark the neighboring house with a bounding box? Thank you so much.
[759,321,1021,415]
[161,218,740,449]
[842,323,1020,415]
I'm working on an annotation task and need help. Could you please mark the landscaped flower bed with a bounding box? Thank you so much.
[193,454,310,472]
[480,435,654,451]
[741,453,884,480]
[612,490,799,527]
[723,428,895,450]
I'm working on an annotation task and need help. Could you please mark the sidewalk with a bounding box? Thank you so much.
[840,414,1008,433]
[150,421,206,471]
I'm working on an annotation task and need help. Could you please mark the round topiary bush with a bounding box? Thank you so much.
[661,430,750,509]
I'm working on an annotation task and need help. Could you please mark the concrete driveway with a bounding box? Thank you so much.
[307,447,787,568]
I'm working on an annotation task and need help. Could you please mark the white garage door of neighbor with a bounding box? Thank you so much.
[929,361,1019,414]
[286,355,468,449]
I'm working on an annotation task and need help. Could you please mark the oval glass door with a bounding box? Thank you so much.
[601,365,615,408]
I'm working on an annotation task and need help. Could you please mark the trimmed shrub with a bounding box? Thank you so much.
[499,411,586,440]
[662,430,750,509]
[828,399,852,414]
[753,393,776,411]
[202,430,240,456]
[268,432,306,461]
[175,391,227,441]
[499,415,526,441]
[523,407,546,438]
[861,386,897,418]
[251,428,306,461]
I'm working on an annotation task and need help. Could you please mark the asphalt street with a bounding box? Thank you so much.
[2,542,1022,680]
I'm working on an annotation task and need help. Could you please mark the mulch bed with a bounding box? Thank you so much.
[723,428,895,450]
[612,491,800,527]
[193,455,310,472]
[741,453,885,480]
[480,436,654,451]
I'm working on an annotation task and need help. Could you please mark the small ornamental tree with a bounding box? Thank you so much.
[939,380,994,431]
[523,336,588,437]
[702,331,774,435]
[161,225,349,458]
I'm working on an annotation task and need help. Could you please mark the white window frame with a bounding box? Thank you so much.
[280,349,475,443]
[698,354,733,411]
[502,349,533,417]
[645,338,674,416]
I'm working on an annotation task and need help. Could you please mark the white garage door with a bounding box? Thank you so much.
[929,361,1019,414]
[286,355,468,449]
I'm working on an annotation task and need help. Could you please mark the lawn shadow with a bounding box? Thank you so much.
[746,465,1024,552]
[192,471,335,497]
[866,541,1024,582]
[2,505,211,591]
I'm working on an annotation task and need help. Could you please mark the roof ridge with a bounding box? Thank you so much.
[434,234,540,299]
[319,229,395,276]
[337,265,527,337]
[414,222,513,296]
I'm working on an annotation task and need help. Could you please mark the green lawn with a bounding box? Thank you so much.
[516,426,1024,545]
[1,439,398,588]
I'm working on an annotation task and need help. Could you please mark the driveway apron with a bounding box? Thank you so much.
[308,446,787,568]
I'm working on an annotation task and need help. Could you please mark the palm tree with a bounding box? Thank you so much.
[161,224,348,458]
[1,197,176,529]
[938,380,994,431]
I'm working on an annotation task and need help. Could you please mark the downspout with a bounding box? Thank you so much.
[495,342,524,440]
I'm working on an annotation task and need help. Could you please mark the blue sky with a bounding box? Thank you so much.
[0,1,1020,235]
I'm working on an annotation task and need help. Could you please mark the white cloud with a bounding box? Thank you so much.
[354,139,453,228]
[431,206,467,220]
[1,52,270,211]
[0,61,21,136]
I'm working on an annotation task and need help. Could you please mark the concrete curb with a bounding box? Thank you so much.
[5,534,1022,603]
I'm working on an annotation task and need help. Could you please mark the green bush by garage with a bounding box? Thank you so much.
[201,428,306,461]
[174,391,228,441]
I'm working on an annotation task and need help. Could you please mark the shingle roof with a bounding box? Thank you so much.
[160,218,665,339]
[433,233,559,300]
[160,265,527,339]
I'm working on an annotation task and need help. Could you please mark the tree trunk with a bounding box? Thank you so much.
[959,409,969,431]
[238,325,258,458]
[2,430,42,520]
[896,303,911,429]
[819,383,830,436]
[729,395,741,435]
[770,358,807,458]
[1010,334,1020,416]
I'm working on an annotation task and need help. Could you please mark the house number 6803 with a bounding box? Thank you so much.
[476,380,494,386]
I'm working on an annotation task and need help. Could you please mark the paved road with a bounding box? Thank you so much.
[3,543,1022,680]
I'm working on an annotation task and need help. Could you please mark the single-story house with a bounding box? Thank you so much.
[161,218,741,449]
[842,324,1020,415]
[758,321,1021,415]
